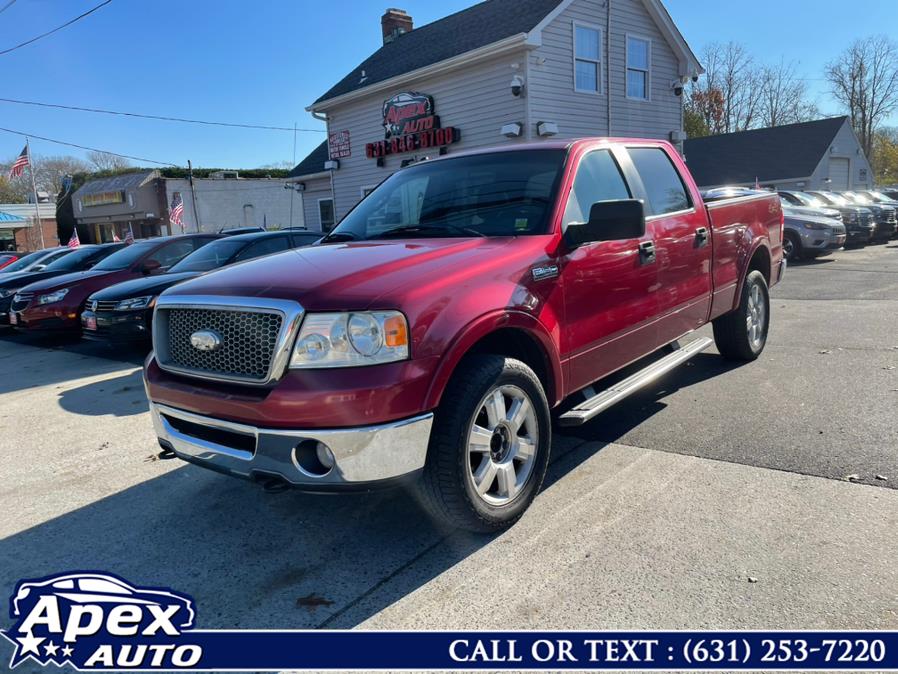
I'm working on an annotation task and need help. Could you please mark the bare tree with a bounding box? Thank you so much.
[826,35,898,157]
[759,59,819,127]
[690,42,762,134]
[0,175,27,203]
[33,155,90,196]
[86,150,132,172]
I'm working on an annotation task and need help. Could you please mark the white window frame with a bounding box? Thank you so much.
[626,34,652,101]
[317,197,335,231]
[360,185,377,198]
[572,21,603,95]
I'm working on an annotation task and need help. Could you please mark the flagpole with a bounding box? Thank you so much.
[25,138,45,250]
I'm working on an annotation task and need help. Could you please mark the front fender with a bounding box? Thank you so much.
[423,310,564,410]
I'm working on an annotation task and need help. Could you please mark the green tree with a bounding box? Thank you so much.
[684,107,710,138]
[871,127,898,185]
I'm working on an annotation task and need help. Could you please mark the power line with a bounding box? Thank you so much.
[0,0,114,57]
[0,1,18,17]
[0,97,326,133]
[0,125,178,166]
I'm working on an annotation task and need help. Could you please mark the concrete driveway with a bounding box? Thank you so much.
[1,243,896,665]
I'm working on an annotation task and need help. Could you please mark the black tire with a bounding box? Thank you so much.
[712,270,770,361]
[783,231,801,262]
[418,355,551,533]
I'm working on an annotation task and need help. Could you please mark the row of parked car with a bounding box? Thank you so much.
[0,228,322,346]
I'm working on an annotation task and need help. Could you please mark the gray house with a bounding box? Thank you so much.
[289,0,703,229]
[683,116,873,191]
[73,170,167,242]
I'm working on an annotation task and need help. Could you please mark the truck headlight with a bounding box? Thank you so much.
[37,288,69,305]
[0,288,19,299]
[114,296,154,311]
[290,311,409,369]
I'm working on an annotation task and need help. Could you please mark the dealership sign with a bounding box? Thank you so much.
[366,92,460,159]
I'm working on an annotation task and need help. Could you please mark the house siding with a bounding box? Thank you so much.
[529,0,683,141]
[301,177,334,232]
[807,120,873,190]
[325,51,530,219]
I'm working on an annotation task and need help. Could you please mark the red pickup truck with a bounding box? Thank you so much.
[144,139,784,532]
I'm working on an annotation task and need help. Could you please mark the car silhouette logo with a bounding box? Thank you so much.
[190,330,222,352]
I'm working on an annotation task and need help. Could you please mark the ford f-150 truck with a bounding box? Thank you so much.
[144,139,784,532]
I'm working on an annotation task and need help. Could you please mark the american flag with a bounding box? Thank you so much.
[67,229,80,249]
[7,146,28,179]
[124,224,134,245]
[112,232,122,242]
[170,192,184,229]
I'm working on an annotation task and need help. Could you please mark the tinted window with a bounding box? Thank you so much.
[170,240,244,272]
[150,240,197,269]
[329,150,566,240]
[234,235,290,262]
[290,232,322,247]
[92,241,157,270]
[44,245,122,271]
[1,251,44,273]
[628,147,691,215]
[563,150,631,231]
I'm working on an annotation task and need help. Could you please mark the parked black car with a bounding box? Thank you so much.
[81,229,321,345]
[0,244,124,327]
[782,191,875,246]
[838,191,898,241]
[854,190,898,238]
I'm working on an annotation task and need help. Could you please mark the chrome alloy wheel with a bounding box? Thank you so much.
[782,236,795,260]
[466,384,539,506]
[746,283,766,350]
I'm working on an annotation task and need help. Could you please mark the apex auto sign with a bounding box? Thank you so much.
[366,92,460,160]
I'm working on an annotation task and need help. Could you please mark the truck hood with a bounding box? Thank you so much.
[162,238,520,311]
[90,272,202,302]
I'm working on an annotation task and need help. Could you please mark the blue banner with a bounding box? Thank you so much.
[3,572,896,670]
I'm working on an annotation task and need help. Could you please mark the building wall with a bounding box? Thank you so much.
[164,178,304,233]
[807,120,873,190]
[0,203,58,250]
[324,50,529,219]
[529,0,684,141]
[14,218,59,250]
[300,177,334,232]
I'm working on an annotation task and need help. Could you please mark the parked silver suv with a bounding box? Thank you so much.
[782,206,846,261]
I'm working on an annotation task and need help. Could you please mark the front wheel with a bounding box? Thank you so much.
[782,232,801,262]
[712,270,770,361]
[418,355,551,533]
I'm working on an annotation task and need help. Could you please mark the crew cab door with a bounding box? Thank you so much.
[625,146,712,344]
[559,147,660,393]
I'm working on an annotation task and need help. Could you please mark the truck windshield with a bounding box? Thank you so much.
[170,240,244,272]
[323,149,567,241]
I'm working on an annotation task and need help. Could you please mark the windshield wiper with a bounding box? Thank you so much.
[373,224,486,239]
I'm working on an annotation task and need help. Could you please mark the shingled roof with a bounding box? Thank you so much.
[313,0,562,105]
[683,117,850,188]
[287,141,330,179]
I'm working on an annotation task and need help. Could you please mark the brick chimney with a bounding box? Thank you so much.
[381,8,413,44]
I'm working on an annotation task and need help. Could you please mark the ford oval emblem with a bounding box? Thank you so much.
[190,330,222,352]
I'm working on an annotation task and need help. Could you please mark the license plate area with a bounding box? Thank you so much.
[84,315,97,331]
[9,312,17,325]
[160,412,257,455]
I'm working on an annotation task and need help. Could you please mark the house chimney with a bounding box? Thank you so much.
[381,8,412,44]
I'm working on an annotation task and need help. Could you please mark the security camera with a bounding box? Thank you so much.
[511,74,525,97]
[670,79,683,96]
[692,74,699,83]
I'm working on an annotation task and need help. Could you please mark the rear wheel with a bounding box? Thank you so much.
[712,270,769,361]
[418,355,551,533]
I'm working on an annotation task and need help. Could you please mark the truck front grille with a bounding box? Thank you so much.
[156,307,285,383]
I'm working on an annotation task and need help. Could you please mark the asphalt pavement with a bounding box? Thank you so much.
[0,242,896,672]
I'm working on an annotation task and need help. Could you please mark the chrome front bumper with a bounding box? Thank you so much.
[151,404,433,488]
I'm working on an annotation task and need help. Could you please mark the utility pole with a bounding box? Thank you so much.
[187,159,201,232]
[25,138,45,249]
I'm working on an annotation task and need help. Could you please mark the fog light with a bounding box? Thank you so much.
[293,439,334,477]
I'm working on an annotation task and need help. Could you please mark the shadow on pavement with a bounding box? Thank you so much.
[57,370,149,416]
[0,331,147,395]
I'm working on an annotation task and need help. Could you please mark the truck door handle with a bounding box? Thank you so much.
[695,227,709,246]
[638,241,656,264]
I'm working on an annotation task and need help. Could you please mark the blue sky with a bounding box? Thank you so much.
[1,0,896,170]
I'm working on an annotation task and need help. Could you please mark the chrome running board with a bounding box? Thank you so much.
[558,336,713,426]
